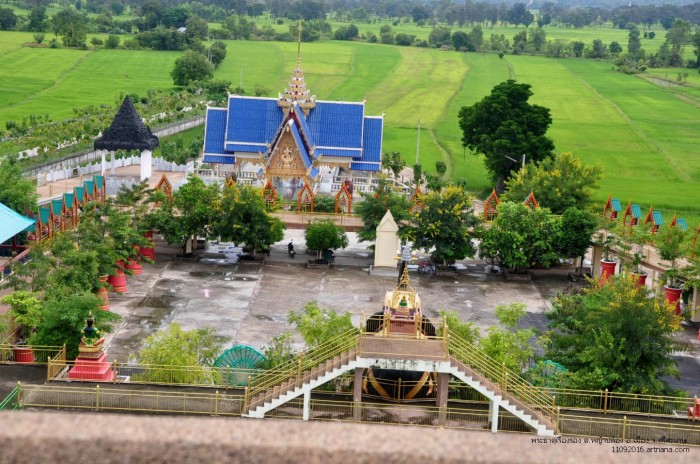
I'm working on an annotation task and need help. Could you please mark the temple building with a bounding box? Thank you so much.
[202,35,383,200]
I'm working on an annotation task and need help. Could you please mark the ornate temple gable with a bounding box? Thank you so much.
[265,121,311,179]
[278,24,316,116]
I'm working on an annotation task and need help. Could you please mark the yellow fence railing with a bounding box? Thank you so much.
[245,329,359,409]
[0,344,66,365]
[17,383,244,416]
[9,385,699,445]
[47,359,265,388]
[447,330,555,426]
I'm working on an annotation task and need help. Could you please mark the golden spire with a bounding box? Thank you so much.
[278,21,316,116]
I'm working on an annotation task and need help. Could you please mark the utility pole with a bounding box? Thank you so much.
[415,119,421,165]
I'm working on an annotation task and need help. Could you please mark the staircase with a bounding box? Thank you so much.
[243,329,557,436]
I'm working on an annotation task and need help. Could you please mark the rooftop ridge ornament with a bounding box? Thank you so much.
[94,95,159,152]
[278,22,316,116]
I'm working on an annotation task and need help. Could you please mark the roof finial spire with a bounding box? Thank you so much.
[297,21,302,62]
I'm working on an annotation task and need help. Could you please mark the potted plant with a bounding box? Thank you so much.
[1,291,42,363]
[616,223,652,287]
[656,225,690,314]
[594,218,618,283]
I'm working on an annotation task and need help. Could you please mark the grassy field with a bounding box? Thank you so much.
[0,31,698,226]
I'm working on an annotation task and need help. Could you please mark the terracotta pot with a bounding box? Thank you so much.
[125,258,143,275]
[95,275,110,311]
[139,231,156,261]
[630,272,647,287]
[107,261,128,293]
[664,286,683,315]
[600,260,617,283]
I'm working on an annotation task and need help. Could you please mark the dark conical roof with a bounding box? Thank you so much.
[94,96,159,151]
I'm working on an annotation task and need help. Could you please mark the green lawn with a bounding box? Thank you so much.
[0,31,698,227]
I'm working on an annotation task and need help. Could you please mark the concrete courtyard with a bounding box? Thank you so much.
[99,229,700,397]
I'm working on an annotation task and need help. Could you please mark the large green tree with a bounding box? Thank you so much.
[171,50,214,86]
[477,202,560,271]
[409,185,480,265]
[503,152,603,215]
[458,80,554,191]
[52,8,88,47]
[288,301,355,350]
[304,220,348,260]
[213,184,284,257]
[545,276,681,394]
[0,7,17,30]
[557,207,598,275]
[152,175,219,254]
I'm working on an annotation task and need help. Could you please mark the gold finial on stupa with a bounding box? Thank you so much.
[278,22,316,116]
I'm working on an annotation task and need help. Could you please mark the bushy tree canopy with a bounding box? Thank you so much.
[355,180,411,243]
[409,185,480,265]
[171,50,214,86]
[545,276,681,394]
[304,220,348,259]
[503,152,602,214]
[458,80,554,190]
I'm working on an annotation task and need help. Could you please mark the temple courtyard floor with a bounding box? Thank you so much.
[89,228,700,398]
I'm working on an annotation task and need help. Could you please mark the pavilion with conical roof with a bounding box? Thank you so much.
[94,95,159,180]
[202,24,383,201]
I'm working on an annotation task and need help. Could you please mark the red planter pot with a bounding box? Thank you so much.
[139,231,156,261]
[600,260,617,284]
[630,272,648,287]
[95,275,110,310]
[664,286,683,315]
[13,347,34,364]
[107,261,128,293]
[126,258,143,275]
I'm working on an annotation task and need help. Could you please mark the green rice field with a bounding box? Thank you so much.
[0,31,698,226]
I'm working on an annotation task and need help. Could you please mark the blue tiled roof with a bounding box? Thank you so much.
[676,218,687,231]
[362,116,383,163]
[307,101,364,149]
[611,198,621,212]
[294,105,316,149]
[226,97,282,144]
[224,142,267,153]
[289,121,312,168]
[0,202,35,244]
[203,155,236,164]
[631,204,642,219]
[350,162,381,172]
[309,166,319,179]
[204,108,227,155]
[316,147,361,158]
[652,210,664,225]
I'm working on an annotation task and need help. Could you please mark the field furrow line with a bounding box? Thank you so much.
[1,50,93,112]
[562,62,691,183]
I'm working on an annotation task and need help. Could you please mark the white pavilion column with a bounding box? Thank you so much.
[140,149,152,180]
[99,150,107,175]
[302,389,311,421]
[110,150,116,175]
[489,398,500,433]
